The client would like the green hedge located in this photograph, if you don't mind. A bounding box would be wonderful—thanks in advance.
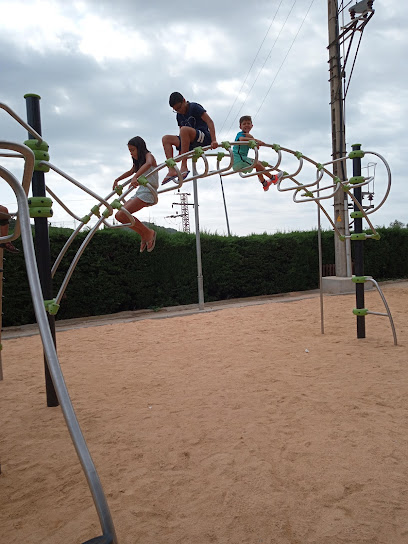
[2,226,407,327]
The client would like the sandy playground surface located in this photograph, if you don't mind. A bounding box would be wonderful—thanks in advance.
[1,281,408,544]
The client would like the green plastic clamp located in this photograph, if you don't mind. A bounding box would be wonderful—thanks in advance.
[221,141,231,150]
[350,211,364,219]
[333,177,341,184]
[165,158,177,168]
[339,235,346,242]
[0,343,2,351]
[193,147,204,161]
[342,184,351,192]
[295,151,303,159]
[111,199,122,210]
[29,207,53,218]
[316,163,324,171]
[261,161,269,167]
[81,214,91,224]
[24,139,50,171]
[352,276,367,283]
[91,205,101,218]
[353,308,368,316]
[372,233,381,241]
[272,144,281,152]
[114,185,123,195]
[137,176,148,187]
[102,208,113,218]
[44,299,60,315]
[248,140,257,149]
[302,190,314,198]
[350,233,367,241]
[28,196,52,207]
[349,176,365,185]
[349,149,365,159]
[217,152,225,161]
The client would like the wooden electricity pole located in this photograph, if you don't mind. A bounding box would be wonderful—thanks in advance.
[328,0,348,277]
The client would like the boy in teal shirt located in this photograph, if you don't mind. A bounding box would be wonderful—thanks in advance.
[233,115,281,191]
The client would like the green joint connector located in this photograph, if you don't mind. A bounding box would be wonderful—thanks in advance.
[295,151,303,159]
[34,160,50,172]
[111,199,122,210]
[352,276,367,283]
[29,207,53,218]
[272,144,281,152]
[0,343,2,351]
[28,196,53,207]
[261,161,269,167]
[349,150,365,159]
[343,184,351,192]
[303,191,314,198]
[333,177,341,184]
[350,211,364,219]
[44,299,60,315]
[81,214,91,224]
[372,233,381,241]
[248,140,257,149]
[283,171,288,176]
[114,185,123,195]
[102,208,112,218]
[316,163,324,171]
[353,308,368,316]
[350,233,367,241]
[24,139,49,152]
[339,235,346,242]
[217,152,225,161]
[349,176,365,185]
[193,147,204,160]
[137,176,148,187]
[165,158,177,168]
[91,205,101,218]
[221,141,231,150]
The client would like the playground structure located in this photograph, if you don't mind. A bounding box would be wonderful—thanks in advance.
[0,95,397,543]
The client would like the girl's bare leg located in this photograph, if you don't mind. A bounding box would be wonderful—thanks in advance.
[115,198,155,244]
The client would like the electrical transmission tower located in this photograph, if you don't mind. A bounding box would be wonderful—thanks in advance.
[166,191,192,233]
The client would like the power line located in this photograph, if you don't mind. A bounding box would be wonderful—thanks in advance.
[254,0,316,121]
[218,0,285,140]
[224,0,297,139]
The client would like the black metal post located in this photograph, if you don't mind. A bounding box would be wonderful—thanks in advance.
[24,93,59,407]
[352,143,365,339]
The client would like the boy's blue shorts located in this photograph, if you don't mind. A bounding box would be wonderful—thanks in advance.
[177,129,211,151]
[232,157,254,173]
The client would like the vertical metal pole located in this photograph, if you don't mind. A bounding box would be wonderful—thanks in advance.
[352,143,365,339]
[328,0,348,277]
[219,175,231,236]
[192,175,205,310]
[24,93,59,407]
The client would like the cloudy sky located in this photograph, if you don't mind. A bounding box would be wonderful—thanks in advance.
[0,0,406,236]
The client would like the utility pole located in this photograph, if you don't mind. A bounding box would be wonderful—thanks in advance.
[327,0,375,281]
[328,0,348,277]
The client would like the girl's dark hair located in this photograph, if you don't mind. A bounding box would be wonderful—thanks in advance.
[128,136,149,170]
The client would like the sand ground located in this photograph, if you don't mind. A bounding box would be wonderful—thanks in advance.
[1,282,407,544]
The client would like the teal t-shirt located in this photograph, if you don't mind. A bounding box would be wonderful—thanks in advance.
[233,131,249,161]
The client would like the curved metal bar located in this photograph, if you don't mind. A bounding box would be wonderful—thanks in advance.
[0,165,117,544]
[0,103,43,142]
[41,162,114,213]
[365,278,398,345]
[0,141,35,243]
[362,151,392,216]
[55,216,105,305]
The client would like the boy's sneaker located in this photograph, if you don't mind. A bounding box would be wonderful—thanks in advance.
[0,242,19,254]
[271,171,284,185]
[263,179,274,192]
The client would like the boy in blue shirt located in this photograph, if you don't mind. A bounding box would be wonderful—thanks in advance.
[162,92,218,184]
[233,115,282,191]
